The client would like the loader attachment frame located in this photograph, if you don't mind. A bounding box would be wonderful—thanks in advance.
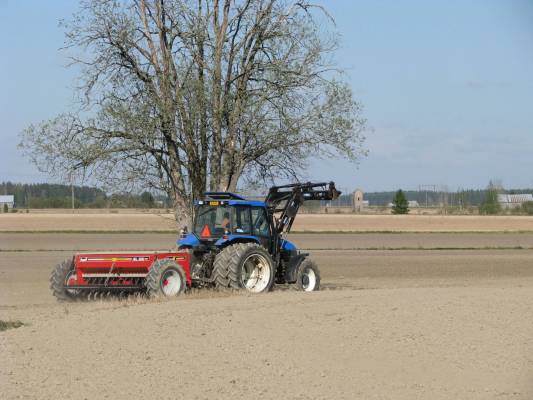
[264,181,341,262]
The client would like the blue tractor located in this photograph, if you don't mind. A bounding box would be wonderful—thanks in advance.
[177,182,341,293]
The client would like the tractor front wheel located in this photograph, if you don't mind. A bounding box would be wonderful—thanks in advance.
[145,259,187,297]
[296,259,321,292]
[213,243,275,293]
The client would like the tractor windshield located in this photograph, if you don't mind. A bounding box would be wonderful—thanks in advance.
[194,205,231,239]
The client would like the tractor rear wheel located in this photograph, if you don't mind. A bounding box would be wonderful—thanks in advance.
[145,259,187,297]
[50,258,82,302]
[296,259,321,291]
[213,243,275,293]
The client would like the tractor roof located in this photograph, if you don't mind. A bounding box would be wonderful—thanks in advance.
[204,192,245,200]
[195,199,266,207]
[196,192,266,207]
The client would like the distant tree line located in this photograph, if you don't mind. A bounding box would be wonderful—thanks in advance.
[2,182,532,210]
[0,182,166,209]
[362,188,533,207]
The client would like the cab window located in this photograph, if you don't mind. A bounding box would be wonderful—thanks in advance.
[194,205,230,237]
[251,207,270,237]
[232,206,251,234]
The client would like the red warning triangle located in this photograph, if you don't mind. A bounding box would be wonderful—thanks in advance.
[200,224,211,238]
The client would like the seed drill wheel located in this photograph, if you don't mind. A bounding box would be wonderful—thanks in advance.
[145,259,187,297]
[50,258,82,301]
[213,243,275,293]
[296,259,321,292]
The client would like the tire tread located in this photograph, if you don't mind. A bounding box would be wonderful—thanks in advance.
[145,258,187,297]
[212,243,274,292]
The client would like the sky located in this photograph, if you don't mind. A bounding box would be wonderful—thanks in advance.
[1,0,532,192]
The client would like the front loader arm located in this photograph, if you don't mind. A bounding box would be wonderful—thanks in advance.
[265,181,341,236]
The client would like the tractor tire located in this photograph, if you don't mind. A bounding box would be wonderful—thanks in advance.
[50,258,82,302]
[145,258,187,297]
[213,243,275,293]
[295,259,321,292]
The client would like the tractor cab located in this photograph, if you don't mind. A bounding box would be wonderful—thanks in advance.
[180,192,273,251]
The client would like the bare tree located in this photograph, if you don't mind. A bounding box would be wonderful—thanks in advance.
[20,0,366,224]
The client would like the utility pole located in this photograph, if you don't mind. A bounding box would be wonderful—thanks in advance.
[70,162,84,212]
[70,169,75,211]
[418,184,437,208]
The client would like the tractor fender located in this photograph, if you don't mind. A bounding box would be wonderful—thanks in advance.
[177,233,201,248]
[284,252,309,283]
[281,239,297,251]
[215,234,260,248]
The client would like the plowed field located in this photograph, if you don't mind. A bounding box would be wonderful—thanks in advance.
[2,232,533,399]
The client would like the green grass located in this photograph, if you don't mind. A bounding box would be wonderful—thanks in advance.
[0,230,178,234]
[1,230,533,234]
[0,320,24,332]
[289,230,533,234]
[0,246,531,252]
[299,246,531,251]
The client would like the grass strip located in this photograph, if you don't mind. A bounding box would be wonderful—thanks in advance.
[0,230,178,234]
[1,230,533,235]
[0,320,24,332]
[1,246,531,252]
[301,246,532,251]
[291,230,533,235]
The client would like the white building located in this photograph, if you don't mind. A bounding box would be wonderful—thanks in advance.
[387,200,419,208]
[0,195,15,210]
[497,194,533,209]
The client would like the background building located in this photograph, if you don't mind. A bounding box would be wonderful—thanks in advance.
[353,189,368,212]
[0,195,15,210]
[497,194,533,209]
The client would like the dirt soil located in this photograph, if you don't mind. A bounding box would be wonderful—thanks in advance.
[1,212,532,232]
[2,232,533,251]
[1,234,533,399]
